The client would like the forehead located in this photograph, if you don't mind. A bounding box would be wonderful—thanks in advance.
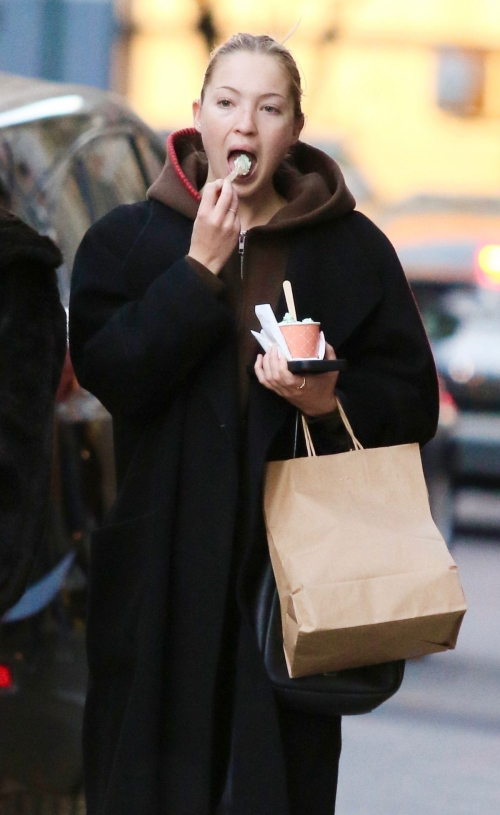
[208,51,291,99]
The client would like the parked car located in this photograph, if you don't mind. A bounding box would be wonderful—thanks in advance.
[418,282,500,483]
[382,195,500,488]
[420,378,458,542]
[0,72,166,801]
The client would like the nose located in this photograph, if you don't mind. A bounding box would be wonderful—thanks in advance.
[235,105,257,136]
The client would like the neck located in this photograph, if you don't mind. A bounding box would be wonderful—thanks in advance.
[237,183,287,231]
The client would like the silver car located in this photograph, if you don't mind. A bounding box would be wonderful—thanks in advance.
[0,73,165,806]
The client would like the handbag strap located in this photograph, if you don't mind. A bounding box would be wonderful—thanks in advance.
[299,397,364,459]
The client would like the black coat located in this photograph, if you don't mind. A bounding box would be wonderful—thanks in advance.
[0,210,67,615]
[69,198,439,815]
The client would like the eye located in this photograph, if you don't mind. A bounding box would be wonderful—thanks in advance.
[263,105,280,114]
[218,98,233,108]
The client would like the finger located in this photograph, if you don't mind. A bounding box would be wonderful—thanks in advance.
[255,355,272,388]
[231,185,239,212]
[269,345,296,388]
[227,187,240,229]
[261,349,273,381]
[199,178,223,205]
[222,207,239,229]
[268,345,283,381]
[267,348,295,397]
[325,342,337,360]
[263,346,284,382]
[255,354,266,376]
[224,195,240,225]
[278,350,298,387]
[262,350,283,394]
[223,188,239,223]
[197,180,224,217]
[213,177,234,219]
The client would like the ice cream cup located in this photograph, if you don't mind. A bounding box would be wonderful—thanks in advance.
[279,321,321,359]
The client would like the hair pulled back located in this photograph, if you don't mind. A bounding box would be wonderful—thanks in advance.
[200,33,304,121]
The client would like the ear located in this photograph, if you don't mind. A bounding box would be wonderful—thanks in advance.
[193,99,202,132]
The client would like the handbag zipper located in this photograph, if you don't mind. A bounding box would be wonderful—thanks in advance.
[239,230,247,280]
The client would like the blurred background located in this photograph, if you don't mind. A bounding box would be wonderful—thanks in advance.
[0,1,499,813]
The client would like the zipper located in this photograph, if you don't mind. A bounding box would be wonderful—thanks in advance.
[238,230,247,280]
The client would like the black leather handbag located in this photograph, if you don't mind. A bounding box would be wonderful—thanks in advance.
[254,555,405,716]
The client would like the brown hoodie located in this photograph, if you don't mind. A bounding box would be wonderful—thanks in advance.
[147,128,356,405]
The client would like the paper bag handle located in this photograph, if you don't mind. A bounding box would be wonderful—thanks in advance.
[301,414,317,457]
[336,398,363,451]
[300,397,363,459]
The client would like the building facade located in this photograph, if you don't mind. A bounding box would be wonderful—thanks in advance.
[1,0,500,201]
[0,0,115,89]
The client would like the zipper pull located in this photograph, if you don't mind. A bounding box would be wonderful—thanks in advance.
[239,230,247,280]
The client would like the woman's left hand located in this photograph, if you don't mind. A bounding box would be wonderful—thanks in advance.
[254,343,339,417]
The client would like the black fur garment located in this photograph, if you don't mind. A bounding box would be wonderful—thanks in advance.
[0,209,67,614]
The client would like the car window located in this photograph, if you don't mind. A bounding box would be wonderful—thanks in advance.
[44,133,159,297]
[411,282,500,341]
[77,134,149,221]
[133,132,165,185]
[46,167,92,306]
[0,116,94,227]
[411,283,468,340]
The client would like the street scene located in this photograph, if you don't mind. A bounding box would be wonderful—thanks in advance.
[1,1,500,813]
[338,525,500,815]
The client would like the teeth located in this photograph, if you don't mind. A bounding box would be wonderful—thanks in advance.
[233,153,252,176]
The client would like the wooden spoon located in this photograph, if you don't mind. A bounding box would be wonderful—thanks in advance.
[283,280,297,321]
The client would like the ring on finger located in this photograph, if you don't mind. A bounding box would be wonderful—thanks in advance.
[229,208,237,214]
[297,377,306,390]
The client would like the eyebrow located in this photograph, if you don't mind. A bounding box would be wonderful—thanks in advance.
[214,86,286,100]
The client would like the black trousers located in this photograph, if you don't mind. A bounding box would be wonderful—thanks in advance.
[277,704,342,815]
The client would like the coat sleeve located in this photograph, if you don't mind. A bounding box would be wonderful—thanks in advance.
[69,205,234,419]
[334,215,439,449]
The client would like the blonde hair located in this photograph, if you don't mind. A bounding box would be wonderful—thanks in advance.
[200,33,304,121]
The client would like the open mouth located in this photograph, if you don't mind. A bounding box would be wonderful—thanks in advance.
[227,150,257,180]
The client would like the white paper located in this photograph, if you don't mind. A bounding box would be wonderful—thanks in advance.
[318,330,326,360]
[254,304,292,360]
[252,305,326,360]
[251,330,274,355]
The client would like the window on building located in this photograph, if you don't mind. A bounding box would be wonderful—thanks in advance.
[437,48,485,116]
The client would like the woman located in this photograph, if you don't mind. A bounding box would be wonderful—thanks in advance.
[69,34,439,815]
[0,205,67,615]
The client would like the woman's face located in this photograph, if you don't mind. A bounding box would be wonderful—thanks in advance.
[193,51,303,198]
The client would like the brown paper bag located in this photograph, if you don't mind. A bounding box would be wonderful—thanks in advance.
[263,402,467,679]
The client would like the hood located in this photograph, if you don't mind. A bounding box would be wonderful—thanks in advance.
[0,208,62,271]
[147,128,356,231]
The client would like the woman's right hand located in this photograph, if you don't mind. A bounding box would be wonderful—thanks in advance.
[188,177,240,275]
